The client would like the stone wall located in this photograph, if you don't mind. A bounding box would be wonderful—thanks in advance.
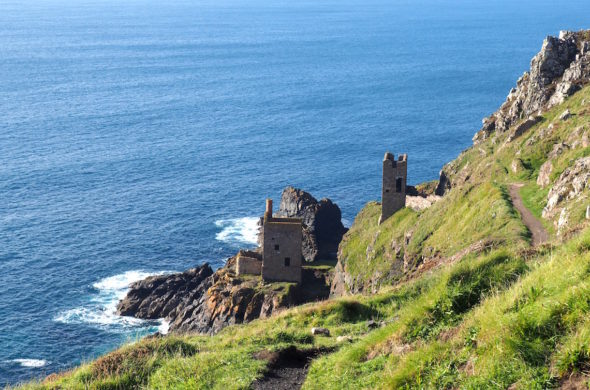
[236,255,262,276]
[380,152,407,224]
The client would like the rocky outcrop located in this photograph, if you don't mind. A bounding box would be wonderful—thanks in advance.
[117,257,332,334]
[117,265,213,320]
[473,30,590,144]
[543,156,590,219]
[272,187,348,262]
[406,195,441,211]
[537,161,553,187]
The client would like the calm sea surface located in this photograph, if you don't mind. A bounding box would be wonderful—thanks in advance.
[1,0,588,384]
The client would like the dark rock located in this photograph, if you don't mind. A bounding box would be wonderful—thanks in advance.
[117,256,333,335]
[435,168,452,196]
[311,327,330,336]
[116,264,213,319]
[274,187,348,262]
[367,320,378,329]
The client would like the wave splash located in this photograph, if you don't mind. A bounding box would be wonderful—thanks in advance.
[55,270,170,334]
[215,217,259,245]
[5,359,48,368]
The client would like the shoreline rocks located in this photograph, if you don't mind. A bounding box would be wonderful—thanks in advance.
[117,186,345,334]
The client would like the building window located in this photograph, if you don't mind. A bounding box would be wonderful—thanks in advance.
[284,257,290,266]
[385,189,390,193]
[396,177,403,193]
[274,244,280,251]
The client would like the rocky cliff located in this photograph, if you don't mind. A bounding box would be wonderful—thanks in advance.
[439,30,590,195]
[473,30,590,144]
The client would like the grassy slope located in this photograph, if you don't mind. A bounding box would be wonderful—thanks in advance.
[18,87,590,389]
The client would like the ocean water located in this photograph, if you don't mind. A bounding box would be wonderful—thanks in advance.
[1,0,589,384]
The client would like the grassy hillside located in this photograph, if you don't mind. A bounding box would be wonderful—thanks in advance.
[17,86,590,389]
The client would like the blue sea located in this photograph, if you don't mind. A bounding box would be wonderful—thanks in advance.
[1,0,588,385]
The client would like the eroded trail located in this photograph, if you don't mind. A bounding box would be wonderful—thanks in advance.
[252,347,325,390]
[509,184,549,246]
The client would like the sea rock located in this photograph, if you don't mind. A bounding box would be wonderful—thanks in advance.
[117,258,332,335]
[117,264,213,319]
[272,186,348,262]
[543,156,590,218]
[473,30,589,144]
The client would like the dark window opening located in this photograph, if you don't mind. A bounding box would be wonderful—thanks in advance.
[274,244,280,251]
[396,178,403,193]
[284,257,290,266]
[385,189,390,193]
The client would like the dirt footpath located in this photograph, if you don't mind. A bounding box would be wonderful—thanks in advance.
[509,184,549,246]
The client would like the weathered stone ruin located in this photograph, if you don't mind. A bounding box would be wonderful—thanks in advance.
[235,249,262,276]
[261,199,303,283]
[235,199,303,283]
[379,152,407,224]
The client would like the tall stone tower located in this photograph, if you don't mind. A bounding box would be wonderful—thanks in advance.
[379,152,407,224]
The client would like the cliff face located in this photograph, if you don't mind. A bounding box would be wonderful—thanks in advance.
[472,30,590,145]
[437,30,590,196]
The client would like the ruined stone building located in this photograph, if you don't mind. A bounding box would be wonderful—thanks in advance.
[235,199,303,283]
[379,152,407,224]
[261,199,302,283]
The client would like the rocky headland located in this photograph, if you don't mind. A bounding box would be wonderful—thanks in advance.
[117,187,345,334]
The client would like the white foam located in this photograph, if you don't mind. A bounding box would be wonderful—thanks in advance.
[8,359,47,368]
[93,270,157,291]
[55,270,170,334]
[158,319,170,335]
[215,217,259,245]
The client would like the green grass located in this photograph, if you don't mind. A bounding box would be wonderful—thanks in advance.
[17,68,590,390]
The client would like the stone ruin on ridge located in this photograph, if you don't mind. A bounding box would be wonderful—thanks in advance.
[379,152,407,224]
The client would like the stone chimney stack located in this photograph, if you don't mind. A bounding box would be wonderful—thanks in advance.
[265,199,273,220]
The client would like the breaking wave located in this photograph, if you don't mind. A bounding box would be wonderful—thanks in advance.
[5,359,48,368]
[55,270,170,334]
[215,217,259,245]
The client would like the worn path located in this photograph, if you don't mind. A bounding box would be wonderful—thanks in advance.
[252,347,325,390]
[509,184,549,246]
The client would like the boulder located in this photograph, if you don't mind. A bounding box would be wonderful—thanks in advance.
[273,187,348,262]
[311,327,330,336]
[559,109,572,121]
[506,116,542,143]
[537,161,553,187]
[543,156,590,218]
[511,158,524,173]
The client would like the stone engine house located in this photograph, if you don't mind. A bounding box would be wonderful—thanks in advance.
[235,199,303,283]
[261,199,302,283]
[379,152,407,224]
